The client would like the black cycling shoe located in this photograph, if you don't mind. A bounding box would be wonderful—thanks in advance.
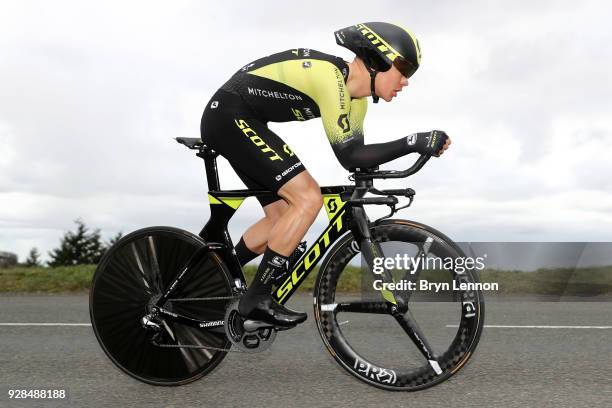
[242,297,307,328]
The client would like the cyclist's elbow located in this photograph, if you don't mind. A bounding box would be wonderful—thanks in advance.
[335,149,359,171]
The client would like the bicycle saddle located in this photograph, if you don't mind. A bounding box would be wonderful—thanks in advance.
[175,137,204,150]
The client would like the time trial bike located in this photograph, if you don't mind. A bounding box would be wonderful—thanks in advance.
[89,137,485,391]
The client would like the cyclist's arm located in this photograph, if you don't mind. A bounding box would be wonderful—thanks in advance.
[320,96,413,170]
[317,68,449,170]
[330,97,414,170]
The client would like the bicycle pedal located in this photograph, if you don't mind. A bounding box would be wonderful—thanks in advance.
[243,319,275,332]
[274,325,297,332]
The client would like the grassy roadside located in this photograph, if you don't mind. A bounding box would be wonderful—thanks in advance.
[481,266,612,296]
[0,264,356,294]
[1,264,611,295]
[0,265,96,293]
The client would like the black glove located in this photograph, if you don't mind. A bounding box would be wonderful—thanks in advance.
[406,130,450,157]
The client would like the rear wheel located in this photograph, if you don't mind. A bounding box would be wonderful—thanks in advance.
[314,220,485,391]
[90,226,233,385]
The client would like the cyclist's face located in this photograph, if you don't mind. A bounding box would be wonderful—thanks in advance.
[376,65,409,102]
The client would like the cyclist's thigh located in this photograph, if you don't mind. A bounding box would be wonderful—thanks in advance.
[202,98,305,195]
[202,91,283,207]
[231,166,284,208]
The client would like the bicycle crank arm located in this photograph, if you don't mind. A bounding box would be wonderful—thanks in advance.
[242,319,274,332]
[322,301,394,315]
[242,320,296,332]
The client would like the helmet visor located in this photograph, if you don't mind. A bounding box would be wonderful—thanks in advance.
[393,56,418,78]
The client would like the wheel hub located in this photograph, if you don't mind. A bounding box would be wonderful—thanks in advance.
[147,293,173,314]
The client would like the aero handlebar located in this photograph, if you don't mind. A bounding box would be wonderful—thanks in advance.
[353,154,432,180]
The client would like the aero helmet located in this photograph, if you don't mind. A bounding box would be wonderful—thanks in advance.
[335,22,422,78]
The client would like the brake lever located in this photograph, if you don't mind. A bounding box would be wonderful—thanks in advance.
[378,192,415,221]
[395,194,415,211]
[379,202,396,221]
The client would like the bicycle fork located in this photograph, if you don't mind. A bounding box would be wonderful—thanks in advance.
[350,206,407,312]
[349,206,442,374]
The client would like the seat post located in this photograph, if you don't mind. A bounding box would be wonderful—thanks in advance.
[196,146,220,191]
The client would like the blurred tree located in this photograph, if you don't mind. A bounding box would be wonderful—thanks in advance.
[25,247,42,267]
[107,231,123,247]
[48,219,105,266]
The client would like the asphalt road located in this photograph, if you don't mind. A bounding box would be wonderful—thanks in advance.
[0,294,611,408]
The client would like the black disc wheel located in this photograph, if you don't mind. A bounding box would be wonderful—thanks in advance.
[90,226,233,385]
[314,220,485,391]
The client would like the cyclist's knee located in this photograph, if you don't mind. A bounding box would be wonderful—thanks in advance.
[299,189,323,220]
[279,172,322,220]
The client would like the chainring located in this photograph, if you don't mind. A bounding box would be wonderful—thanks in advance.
[224,299,277,353]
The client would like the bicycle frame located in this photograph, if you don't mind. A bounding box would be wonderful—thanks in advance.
[203,184,354,304]
[152,144,408,328]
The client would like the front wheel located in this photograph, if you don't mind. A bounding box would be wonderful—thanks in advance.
[89,226,233,386]
[314,220,485,391]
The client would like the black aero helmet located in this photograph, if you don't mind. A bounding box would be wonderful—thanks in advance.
[334,22,422,79]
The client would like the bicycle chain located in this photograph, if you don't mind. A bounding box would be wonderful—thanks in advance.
[153,342,239,352]
[156,295,248,352]
[167,295,240,302]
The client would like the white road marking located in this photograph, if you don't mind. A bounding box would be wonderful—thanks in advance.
[446,325,612,329]
[2,323,610,329]
[0,323,91,326]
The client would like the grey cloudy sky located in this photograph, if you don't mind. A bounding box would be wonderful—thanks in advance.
[1,0,611,263]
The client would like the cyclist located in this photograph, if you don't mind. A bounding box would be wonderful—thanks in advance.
[200,22,451,328]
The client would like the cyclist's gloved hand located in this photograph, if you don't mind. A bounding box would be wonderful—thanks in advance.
[406,130,451,157]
